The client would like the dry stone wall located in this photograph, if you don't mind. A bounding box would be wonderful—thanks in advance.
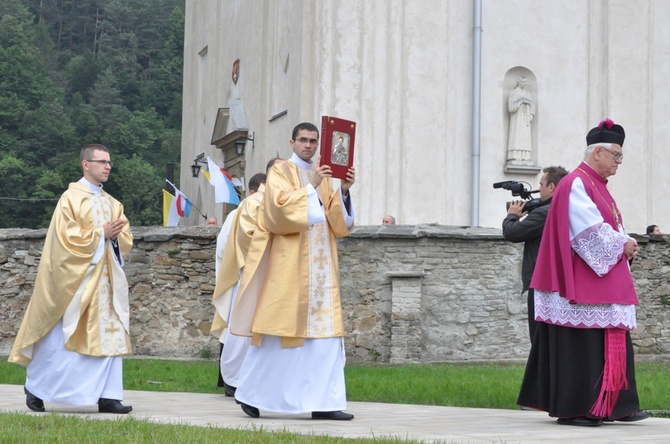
[2,225,670,363]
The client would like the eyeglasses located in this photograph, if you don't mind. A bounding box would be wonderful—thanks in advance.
[600,146,623,161]
[295,137,318,145]
[87,159,114,168]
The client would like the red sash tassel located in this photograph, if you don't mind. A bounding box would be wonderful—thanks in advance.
[590,328,628,418]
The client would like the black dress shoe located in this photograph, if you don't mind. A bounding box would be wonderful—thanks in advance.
[223,382,237,398]
[98,398,133,414]
[24,387,45,412]
[557,417,603,427]
[240,402,259,418]
[614,411,651,422]
[312,410,354,420]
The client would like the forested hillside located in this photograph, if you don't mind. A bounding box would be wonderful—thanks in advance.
[0,0,185,228]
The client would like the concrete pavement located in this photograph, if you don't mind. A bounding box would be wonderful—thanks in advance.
[1,384,669,443]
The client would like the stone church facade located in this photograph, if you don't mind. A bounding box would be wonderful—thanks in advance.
[180,1,669,231]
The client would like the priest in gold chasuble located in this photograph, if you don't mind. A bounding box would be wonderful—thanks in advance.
[9,144,134,414]
[232,122,356,420]
[211,170,276,395]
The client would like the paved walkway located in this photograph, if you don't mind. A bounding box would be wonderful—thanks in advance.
[1,384,669,443]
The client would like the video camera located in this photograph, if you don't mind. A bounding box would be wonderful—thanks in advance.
[493,181,543,213]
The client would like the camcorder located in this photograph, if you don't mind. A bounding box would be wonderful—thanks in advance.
[493,181,543,213]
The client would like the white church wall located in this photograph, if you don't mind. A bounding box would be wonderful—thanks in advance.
[181,0,669,233]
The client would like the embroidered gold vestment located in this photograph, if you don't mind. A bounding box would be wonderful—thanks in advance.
[210,184,266,339]
[9,182,133,365]
[231,161,351,347]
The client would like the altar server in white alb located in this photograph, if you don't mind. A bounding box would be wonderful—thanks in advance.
[232,122,356,420]
[9,143,134,414]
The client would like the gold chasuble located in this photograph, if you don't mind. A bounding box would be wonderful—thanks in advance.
[210,184,266,339]
[9,182,133,366]
[232,160,351,347]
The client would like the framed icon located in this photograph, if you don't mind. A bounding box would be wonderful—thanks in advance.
[320,116,356,180]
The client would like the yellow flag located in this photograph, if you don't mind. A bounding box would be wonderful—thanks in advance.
[162,189,179,226]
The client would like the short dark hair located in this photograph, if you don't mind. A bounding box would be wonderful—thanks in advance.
[265,157,282,173]
[291,122,319,140]
[647,225,658,235]
[543,165,568,187]
[248,173,267,192]
[80,143,109,161]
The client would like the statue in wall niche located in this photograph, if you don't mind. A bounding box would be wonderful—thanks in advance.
[506,76,535,164]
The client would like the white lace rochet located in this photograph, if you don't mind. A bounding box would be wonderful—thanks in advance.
[535,290,636,330]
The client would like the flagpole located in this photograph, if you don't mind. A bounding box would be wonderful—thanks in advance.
[190,203,207,221]
[164,179,207,221]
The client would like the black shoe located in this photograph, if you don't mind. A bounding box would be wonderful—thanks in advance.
[312,410,354,420]
[224,382,237,398]
[240,402,259,418]
[98,398,133,414]
[557,417,603,427]
[24,387,45,412]
[614,411,651,422]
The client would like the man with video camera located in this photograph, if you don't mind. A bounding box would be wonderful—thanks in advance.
[501,166,567,343]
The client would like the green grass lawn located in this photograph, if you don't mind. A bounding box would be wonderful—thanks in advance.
[1,358,669,443]
[0,412,421,444]
[3,358,670,409]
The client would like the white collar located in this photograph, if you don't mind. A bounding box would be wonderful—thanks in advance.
[290,152,313,170]
[79,177,103,195]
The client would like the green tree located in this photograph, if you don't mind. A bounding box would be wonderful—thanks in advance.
[66,92,98,141]
[108,155,163,226]
[102,108,179,165]
[0,0,78,227]
[141,4,184,127]
[32,167,73,228]
[21,100,77,165]
[0,154,42,228]
[0,2,34,46]
[64,50,101,101]
[88,66,129,138]
[0,0,185,228]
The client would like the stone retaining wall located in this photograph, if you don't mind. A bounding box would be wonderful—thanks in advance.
[2,225,669,363]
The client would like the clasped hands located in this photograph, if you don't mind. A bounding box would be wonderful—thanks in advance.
[103,219,126,240]
[624,238,639,261]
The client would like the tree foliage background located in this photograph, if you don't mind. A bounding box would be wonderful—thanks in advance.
[0,0,184,228]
